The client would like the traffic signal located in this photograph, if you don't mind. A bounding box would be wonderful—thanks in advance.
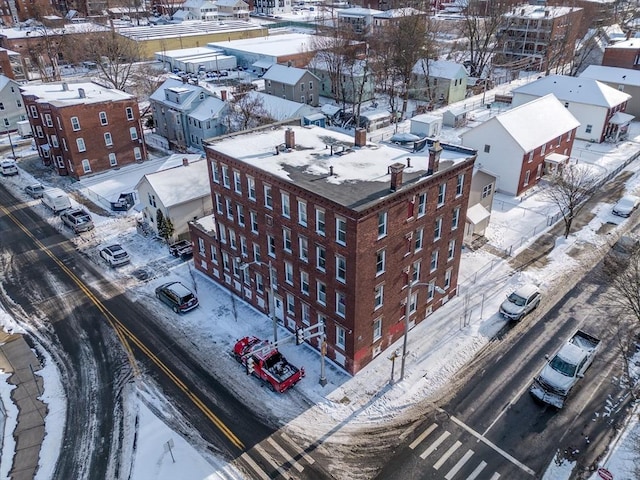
[296,327,305,345]
[245,356,254,375]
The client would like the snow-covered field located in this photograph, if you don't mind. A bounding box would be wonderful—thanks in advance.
[1,119,640,479]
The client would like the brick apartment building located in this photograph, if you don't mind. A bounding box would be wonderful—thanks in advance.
[495,5,583,72]
[21,81,146,179]
[189,125,477,374]
[603,38,640,71]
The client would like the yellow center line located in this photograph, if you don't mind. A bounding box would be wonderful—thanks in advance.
[1,204,245,450]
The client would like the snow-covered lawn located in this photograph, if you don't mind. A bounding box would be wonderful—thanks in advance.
[1,120,640,479]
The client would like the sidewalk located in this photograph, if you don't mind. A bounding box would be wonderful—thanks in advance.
[0,332,46,480]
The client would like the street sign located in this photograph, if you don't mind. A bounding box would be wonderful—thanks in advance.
[597,467,613,480]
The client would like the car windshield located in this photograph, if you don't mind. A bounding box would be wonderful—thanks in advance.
[507,293,527,306]
[549,355,577,377]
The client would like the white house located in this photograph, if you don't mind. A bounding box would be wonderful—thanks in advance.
[579,65,640,119]
[136,156,213,240]
[0,75,27,133]
[216,0,249,20]
[178,0,218,21]
[511,75,632,143]
[461,94,580,196]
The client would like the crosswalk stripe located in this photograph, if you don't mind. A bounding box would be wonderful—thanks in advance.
[420,431,450,459]
[434,440,461,470]
[399,420,422,441]
[280,432,316,465]
[240,452,271,480]
[445,449,474,480]
[409,423,438,450]
[489,473,501,480]
[267,437,304,473]
[254,443,288,477]
[466,461,487,480]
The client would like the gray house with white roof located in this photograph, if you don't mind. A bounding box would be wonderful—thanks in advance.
[262,64,320,106]
[150,78,227,151]
[0,75,27,133]
[242,91,316,122]
[511,75,632,143]
[135,156,213,240]
[579,65,640,119]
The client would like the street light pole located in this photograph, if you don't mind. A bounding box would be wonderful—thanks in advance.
[400,281,413,382]
[240,259,279,343]
[399,281,446,382]
[267,259,278,343]
[5,120,16,159]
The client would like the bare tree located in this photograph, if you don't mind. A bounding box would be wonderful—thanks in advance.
[74,26,141,90]
[460,0,513,77]
[225,90,274,132]
[569,27,606,76]
[25,23,69,82]
[543,163,599,238]
[128,64,165,115]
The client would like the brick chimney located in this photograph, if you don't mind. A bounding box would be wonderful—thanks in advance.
[221,90,227,101]
[62,82,69,91]
[428,141,443,175]
[285,128,295,149]
[389,162,405,192]
[78,88,86,99]
[354,128,367,147]
[182,157,189,166]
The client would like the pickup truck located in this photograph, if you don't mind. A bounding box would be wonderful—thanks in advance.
[530,330,600,408]
[169,239,193,259]
[233,336,304,393]
[60,208,94,233]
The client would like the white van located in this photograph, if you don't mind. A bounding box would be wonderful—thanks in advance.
[42,188,72,213]
[0,159,18,176]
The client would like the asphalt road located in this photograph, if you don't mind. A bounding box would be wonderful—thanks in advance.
[0,183,329,479]
[374,267,634,480]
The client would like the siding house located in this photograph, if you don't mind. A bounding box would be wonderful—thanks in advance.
[190,125,477,374]
[262,64,320,106]
[0,75,27,133]
[136,156,213,240]
[461,94,579,196]
[411,59,468,105]
[150,78,227,151]
[309,55,375,104]
[464,169,497,243]
[511,75,632,143]
[579,65,640,119]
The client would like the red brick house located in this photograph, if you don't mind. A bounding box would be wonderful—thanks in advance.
[603,38,640,71]
[21,81,146,179]
[190,125,477,374]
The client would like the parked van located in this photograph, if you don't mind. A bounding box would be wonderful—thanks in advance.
[0,159,18,176]
[42,188,72,213]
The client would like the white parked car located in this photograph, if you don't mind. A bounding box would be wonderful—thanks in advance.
[499,284,541,321]
[612,194,640,217]
[99,244,130,267]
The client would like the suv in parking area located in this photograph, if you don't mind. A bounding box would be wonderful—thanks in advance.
[155,281,199,313]
[99,244,130,267]
[499,284,541,321]
[60,208,94,233]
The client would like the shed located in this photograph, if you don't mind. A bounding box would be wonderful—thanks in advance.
[303,113,326,127]
[443,106,468,127]
[410,114,442,138]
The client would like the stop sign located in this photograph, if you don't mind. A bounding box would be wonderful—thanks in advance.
[598,467,613,480]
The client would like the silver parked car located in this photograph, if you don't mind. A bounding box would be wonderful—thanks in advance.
[499,284,541,321]
[612,195,640,217]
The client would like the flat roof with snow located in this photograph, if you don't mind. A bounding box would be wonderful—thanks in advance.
[206,125,475,211]
[208,33,320,57]
[21,82,134,105]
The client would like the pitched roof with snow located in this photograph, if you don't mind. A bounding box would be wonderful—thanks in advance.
[412,59,467,79]
[188,96,226,121]
[149,78,209,110]
[245,91,311,121]
[140,159,211,207]
[579,65,640,86]
[512,75,631,108]
[262,64,312,85]
[464,94,580,152]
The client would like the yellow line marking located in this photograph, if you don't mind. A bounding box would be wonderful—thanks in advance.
[1,204,244,450]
